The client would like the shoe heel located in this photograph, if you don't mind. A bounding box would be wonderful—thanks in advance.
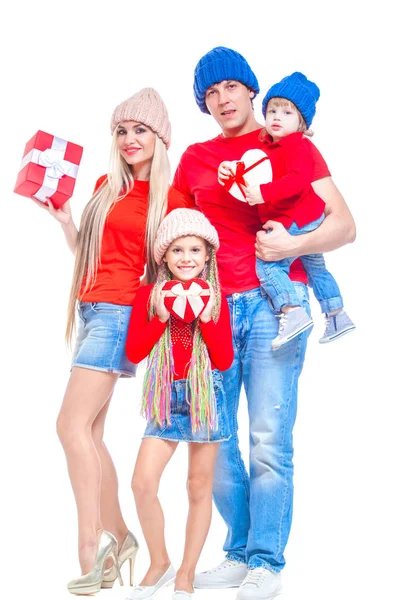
[112,550,124,586]
[129,548,138,586]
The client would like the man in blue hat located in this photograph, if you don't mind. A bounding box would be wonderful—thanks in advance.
[172,46,355,600]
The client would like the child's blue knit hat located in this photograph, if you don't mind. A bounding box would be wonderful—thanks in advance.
[193,46,260,114]
[262,72,320,128]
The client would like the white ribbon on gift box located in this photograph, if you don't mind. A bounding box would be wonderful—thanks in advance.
[169,281,208,319]
[19,136,79,202]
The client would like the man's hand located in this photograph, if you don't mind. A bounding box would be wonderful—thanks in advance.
[255,220,298,261]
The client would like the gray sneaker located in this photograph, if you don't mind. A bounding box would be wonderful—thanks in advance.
[271,307,313,350]
[319,310,355,343]
[194,558,247,589]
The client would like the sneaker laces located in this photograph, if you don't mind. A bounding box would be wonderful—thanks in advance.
[206,558,242,573]
[243,567,270,587]
[277,313,288,335]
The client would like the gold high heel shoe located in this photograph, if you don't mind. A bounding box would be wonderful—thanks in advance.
[102,530,139,588]
[67,530,123,595]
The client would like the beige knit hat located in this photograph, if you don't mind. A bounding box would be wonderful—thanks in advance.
[110,87,171,148]
[154,209,219,265]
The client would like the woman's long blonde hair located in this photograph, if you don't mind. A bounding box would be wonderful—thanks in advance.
[66,131,170,345]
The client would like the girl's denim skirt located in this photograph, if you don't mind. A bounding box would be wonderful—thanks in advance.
[143,370,231,443]
[71,302,137,377]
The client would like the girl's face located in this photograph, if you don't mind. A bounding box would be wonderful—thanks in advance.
[163,236,210,282]
[116,120,156,179]
[265,99,301,141]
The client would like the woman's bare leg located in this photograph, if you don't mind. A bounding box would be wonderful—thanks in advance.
[92,396,128,552]
[132,438,178,585]
[175,442,220,593]
[56,367,119,574]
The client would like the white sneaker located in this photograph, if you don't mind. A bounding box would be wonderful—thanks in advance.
[194,558,247,589]
[125,564,176,599]
[172,592,194,599]
[236,568,281,599]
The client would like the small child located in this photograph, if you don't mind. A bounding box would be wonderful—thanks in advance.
[218,71,355,350]
[125,208,233,599]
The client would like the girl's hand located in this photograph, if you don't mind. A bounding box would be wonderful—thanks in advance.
[199,283,215,323]
[245,185,264,206]
[155,285,170,323]
[218,161,236,185]
[32,198,73,225]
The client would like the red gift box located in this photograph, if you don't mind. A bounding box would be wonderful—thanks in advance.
[162,279,210,322]
[14,130,83,209]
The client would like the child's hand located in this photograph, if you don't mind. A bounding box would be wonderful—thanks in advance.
[155,285,170,323]
[199,283,215,323]
[218,161,236,185]
[245,185,264,206]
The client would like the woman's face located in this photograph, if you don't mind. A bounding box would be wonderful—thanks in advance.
[163,236,210,282]
[116,120,156,179]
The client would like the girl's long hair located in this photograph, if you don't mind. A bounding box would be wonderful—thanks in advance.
[66,132,170,345]
[141,245,221,435]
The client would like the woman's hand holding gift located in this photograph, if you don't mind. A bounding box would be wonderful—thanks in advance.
[32,197,73,225]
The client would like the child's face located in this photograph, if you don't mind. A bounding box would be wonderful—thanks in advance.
[265,99,301,141]
[163,236,210,282]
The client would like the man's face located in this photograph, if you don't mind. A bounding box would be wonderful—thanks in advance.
[205,80,255,136]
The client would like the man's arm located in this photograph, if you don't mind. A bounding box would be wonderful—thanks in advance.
[255,176,356,261]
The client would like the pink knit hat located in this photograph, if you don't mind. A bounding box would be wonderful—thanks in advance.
[110,87,171,148]
[154,209,219,265]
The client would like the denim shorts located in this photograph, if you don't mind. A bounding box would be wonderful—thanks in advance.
[143,370,231,443]
[71,302,137,377]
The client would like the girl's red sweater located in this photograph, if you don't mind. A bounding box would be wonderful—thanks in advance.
[126,284,234,379]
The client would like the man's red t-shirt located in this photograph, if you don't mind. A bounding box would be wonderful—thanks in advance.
[173,128,330,295]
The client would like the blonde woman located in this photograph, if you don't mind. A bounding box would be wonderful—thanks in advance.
[35,88,189,595]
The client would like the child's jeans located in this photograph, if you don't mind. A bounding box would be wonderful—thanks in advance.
[256,214,344,313]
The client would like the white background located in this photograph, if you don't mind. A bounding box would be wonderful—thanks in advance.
[1,1,398,599]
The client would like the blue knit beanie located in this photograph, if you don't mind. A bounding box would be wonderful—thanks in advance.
[193,46,260,114]
[261,72,320,128]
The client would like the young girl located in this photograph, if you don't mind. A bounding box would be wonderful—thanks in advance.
[125,208,234,599]
[34,88,189,594]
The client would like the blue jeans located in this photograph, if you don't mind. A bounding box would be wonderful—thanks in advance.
[256,215,343,313]
[212,284,311,572]
[143,370,231,443]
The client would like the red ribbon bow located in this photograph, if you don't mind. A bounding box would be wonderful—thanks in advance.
[224,156,269,200]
